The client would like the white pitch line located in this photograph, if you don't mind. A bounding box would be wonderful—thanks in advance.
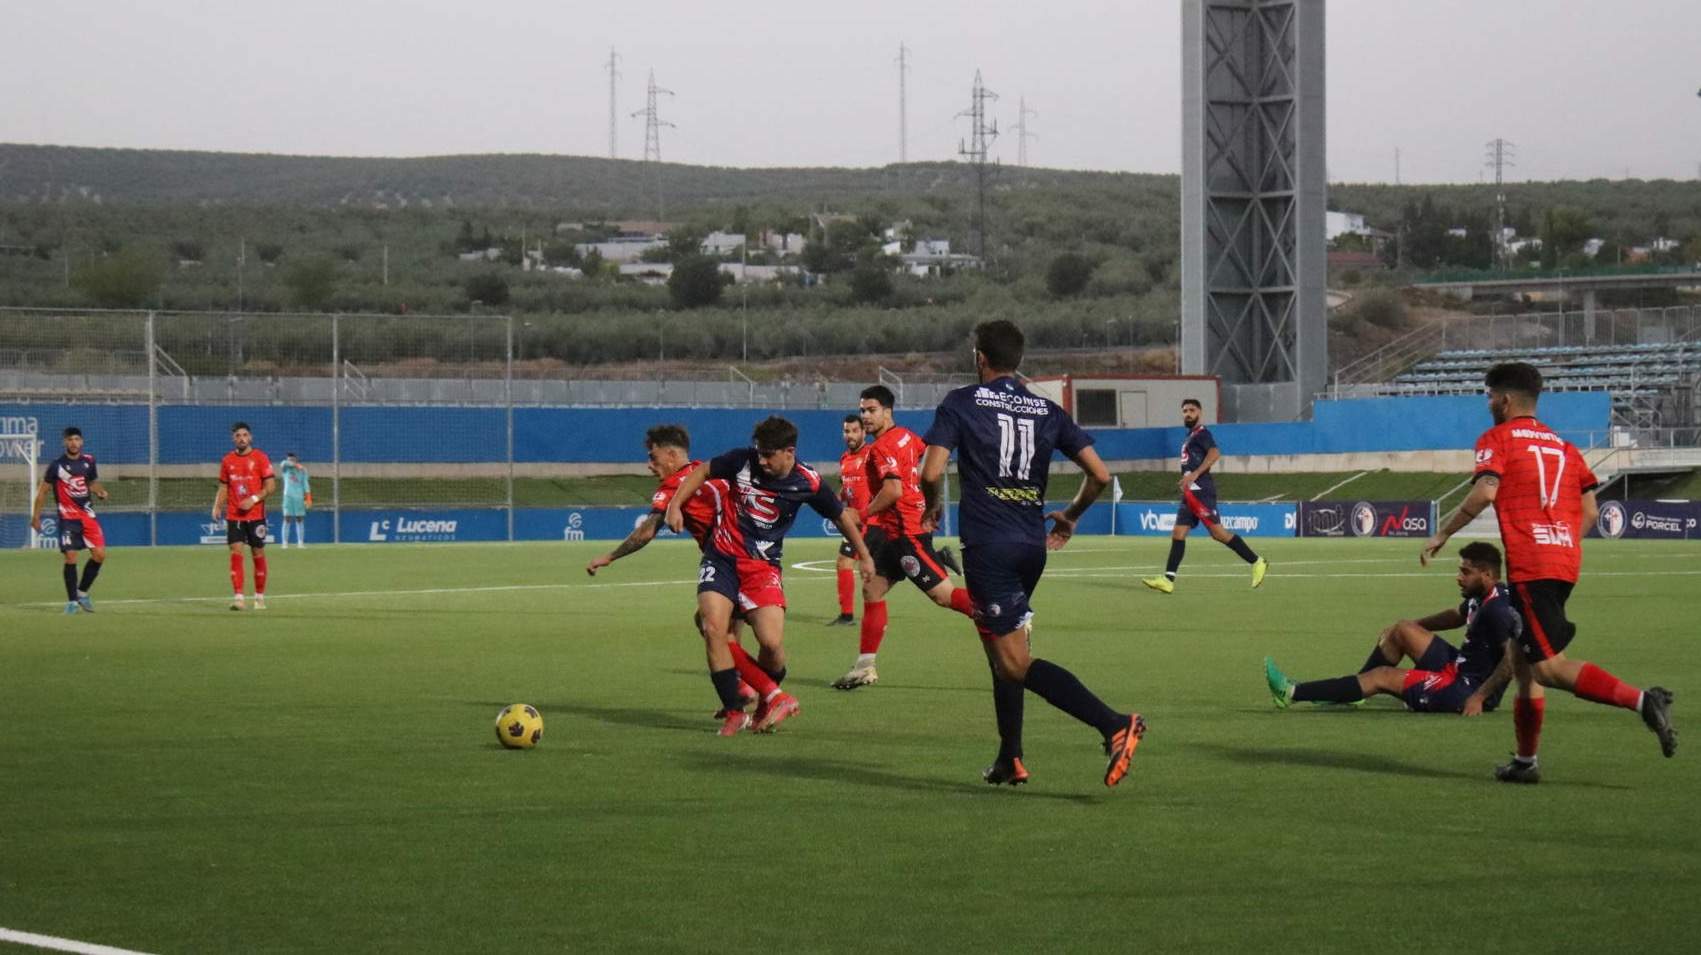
[1047,569,1701,580]
[13,577,692,609]
[0,927,157,955]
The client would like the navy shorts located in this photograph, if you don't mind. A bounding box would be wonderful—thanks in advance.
[1412,634,1457,672]
[56,516,106,553]
[1399,663,1477,712]
[1176,488,1219,529]
[697,548,785,613]
[963,543,1045,640]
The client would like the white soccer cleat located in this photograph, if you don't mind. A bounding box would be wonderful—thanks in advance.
[831,663,879,690]
[230,594,246,612]
[254,595,267,611]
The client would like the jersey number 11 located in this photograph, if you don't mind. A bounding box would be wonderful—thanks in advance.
[997,413,1037,481]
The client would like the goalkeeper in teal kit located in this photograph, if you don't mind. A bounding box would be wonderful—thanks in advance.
[278,452,311,549]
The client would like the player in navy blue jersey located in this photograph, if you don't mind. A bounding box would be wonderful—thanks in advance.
[920,320,1146,788]
[1140,398,1268,593]
[667,416,875,734]
[1264,542,1520,714]
[29,426,110,614]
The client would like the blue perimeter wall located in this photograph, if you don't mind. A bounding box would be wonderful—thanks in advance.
[1,393,1612,466]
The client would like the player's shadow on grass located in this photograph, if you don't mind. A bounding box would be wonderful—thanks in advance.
[684,751,1100,804]
[470,700,704,734]
[1197,743,1633,790]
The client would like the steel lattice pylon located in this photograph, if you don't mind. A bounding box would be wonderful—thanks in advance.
[1181,0,1327,421]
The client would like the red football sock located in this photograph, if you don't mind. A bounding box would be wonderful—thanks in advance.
[860,601,889,655]
[253,554,268,595]
[727,642,778,699]
[948,588,975,618]
[229,552,245,594]
[1514,696,1545,760]
[1573,662,1642,711]
[836,568,856,616]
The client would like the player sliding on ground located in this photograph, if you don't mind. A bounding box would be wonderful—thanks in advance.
[831,385,968,690]
[920,319,1145,788]
[1141,398,1268,593]
[1264,542,1517,714]
[666,416,875,735]
[212,422,275,611]
[30,426,109,614]
[1421,361,1676,782]
[586,424,807,734]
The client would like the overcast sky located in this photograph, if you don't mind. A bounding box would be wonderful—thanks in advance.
[4,1,1699,183]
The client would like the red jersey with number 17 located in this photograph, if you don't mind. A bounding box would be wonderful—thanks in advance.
[650,460,727,550]
[220,449,276,521]
[1472,416,1598,584]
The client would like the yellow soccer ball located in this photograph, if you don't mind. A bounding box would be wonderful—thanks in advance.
[494,704,544,749]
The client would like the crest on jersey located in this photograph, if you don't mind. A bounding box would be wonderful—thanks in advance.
[900,555,922,578]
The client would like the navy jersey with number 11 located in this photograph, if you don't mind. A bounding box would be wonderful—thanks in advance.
[923,376,1094,547]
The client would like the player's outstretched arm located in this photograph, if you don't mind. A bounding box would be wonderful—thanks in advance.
[664,463,711,533]
[1462,641,1517,717]
[28,481,50,532]
[586,513,662,575]
[1422,475,1498,566]
[1047,447,1111,550]
[919,445,951,529]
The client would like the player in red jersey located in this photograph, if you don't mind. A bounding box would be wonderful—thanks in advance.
[1422,362,1676,782]
[212,422,276,611]
[583,424,791,733]
[29,426,110,614]
[831,413,871,626]
[831,385,971,690]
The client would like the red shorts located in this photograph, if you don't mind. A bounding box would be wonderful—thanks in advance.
[699,550,786,613]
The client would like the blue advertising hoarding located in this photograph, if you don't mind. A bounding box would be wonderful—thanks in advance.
[1112,501,1296,537]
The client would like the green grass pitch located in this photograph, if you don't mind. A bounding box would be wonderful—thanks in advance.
[2,537,1697,952]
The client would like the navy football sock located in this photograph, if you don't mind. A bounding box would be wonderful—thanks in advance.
[1360,645,1395,673]
[709,667,746,710]
[1023,658,1123,737]
[993,676,1025,760]
[761,664,787,687]
[1292,675,1365,704]
[62,563,79,601]
[1224,534,1260,564]
[1164,539,1185,578]
[78,559,103,593]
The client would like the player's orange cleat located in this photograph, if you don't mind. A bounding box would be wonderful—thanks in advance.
[1102,714,1147,788]
[718,709,753,736]
[982,756,1030,786]
[752,692,801,733]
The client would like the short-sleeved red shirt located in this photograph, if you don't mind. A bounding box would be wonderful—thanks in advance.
[1472,416,1598,583]
[220,449,275,522]
[650,460,726,550]
[863,425,927,536]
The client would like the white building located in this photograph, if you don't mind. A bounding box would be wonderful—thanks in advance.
[576,237,666,263]
[700,231,747,256]
[1325,210,1369,243]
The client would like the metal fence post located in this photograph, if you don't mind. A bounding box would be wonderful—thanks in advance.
[145,310,158,546]
[331,313,341,544]
[505,315,515,542]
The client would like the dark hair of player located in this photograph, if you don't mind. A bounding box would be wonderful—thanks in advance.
[644,424,691,452]
[1181,398,1202,410]
[231,421,251,433]
[843,413,862,425]
[752,416,798,452]
[860,385,896,409]
[62,426,82,438]
[286,451,298,459]
[1458,541,1503,577]
[1484,362,1543,399]
[974,319,1025,372]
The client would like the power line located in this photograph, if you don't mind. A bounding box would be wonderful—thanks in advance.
[605,48,621,160]
[957,69,998,258]
[1013,96,1038,168]
[1485,137,1517,270]
[896,43,910,165]
[631,69,676,220]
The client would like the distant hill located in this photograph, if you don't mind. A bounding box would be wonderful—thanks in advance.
[0,142,1164,210]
